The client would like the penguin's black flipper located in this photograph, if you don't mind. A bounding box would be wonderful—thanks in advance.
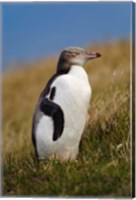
[40,98,64,141]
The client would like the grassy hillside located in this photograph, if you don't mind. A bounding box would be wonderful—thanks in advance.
[2,40,131,197]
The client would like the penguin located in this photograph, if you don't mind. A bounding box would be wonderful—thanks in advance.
[32,47,101,160]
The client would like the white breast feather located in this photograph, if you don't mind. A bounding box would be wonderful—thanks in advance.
[36,66,91,160]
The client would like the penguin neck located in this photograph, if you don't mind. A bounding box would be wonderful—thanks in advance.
[69,65,87,79]
[57,60,71,75]
[56,62,87,80]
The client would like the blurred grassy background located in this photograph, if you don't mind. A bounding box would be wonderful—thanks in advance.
[3,40,131,196]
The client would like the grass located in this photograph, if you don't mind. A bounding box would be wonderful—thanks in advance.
[2,39,131,197]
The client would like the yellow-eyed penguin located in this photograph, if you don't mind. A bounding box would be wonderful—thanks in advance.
[32,47,101,160]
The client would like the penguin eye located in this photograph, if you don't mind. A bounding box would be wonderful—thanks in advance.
[66,53,71,58]
[65,53,73,59]
[71,52,79,57]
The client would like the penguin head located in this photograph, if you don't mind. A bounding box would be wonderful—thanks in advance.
[57,47,101,73]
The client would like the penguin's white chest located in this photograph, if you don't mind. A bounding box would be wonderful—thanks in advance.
[36,66,91,160]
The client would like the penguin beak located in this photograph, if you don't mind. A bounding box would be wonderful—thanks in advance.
[85,52,101,60]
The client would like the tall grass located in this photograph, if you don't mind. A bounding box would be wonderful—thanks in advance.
[2,40,131,196]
